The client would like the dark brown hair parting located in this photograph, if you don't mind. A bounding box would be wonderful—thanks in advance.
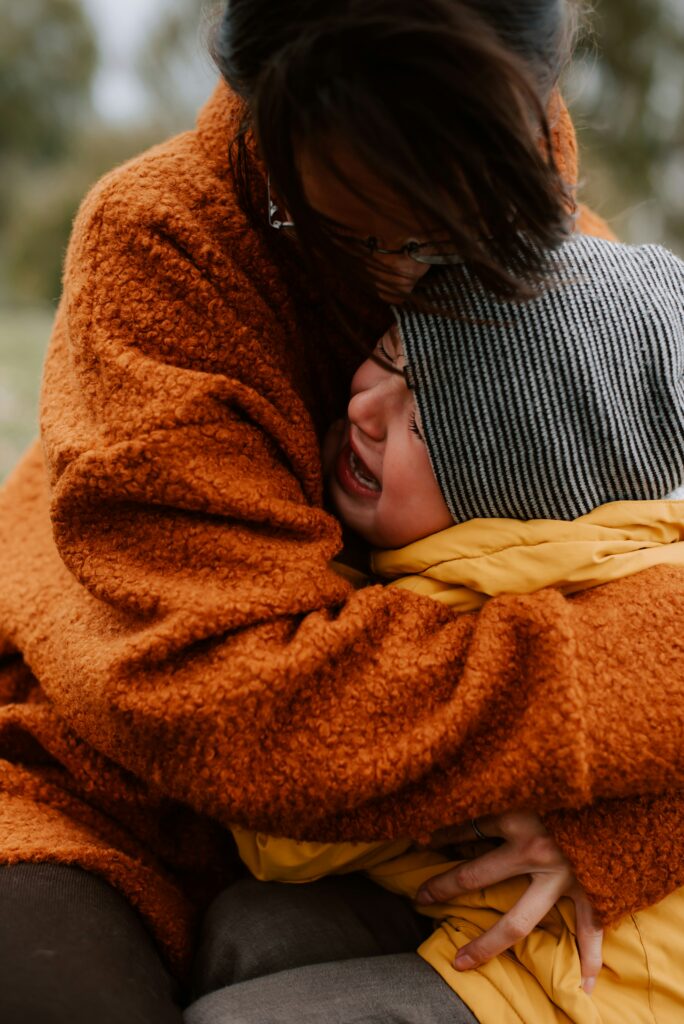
[212,0,580,307]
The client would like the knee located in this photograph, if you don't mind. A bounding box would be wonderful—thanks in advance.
[192,879,286,994]
[191,876,382,996]
[0,864,181,1024]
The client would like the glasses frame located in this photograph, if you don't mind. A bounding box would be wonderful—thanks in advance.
[268,176,296,231]
[267,176,463,266]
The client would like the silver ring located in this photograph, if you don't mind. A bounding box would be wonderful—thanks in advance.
[470,818,488,841]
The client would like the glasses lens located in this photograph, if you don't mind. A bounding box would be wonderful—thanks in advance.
[409,244,463,266]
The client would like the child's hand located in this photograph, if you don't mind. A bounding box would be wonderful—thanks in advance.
[415,810,603,995]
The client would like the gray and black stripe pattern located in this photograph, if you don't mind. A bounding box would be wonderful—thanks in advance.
[395,233,684,523]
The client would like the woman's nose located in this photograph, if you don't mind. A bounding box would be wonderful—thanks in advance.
[372,252,430,296]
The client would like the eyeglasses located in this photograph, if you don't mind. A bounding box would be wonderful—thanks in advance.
[267,176,463,266]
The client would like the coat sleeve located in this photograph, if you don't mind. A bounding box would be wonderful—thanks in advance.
[544,793,684,924]
[2,158,684,925]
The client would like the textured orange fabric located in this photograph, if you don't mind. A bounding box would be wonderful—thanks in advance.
[548,94,618,241]
[1,83,683,976]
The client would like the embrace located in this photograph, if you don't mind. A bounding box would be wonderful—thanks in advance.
[1,1,683,1022]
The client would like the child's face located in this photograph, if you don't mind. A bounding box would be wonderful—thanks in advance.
[323,325,453,548]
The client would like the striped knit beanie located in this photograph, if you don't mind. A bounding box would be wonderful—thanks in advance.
[394,234,684,523]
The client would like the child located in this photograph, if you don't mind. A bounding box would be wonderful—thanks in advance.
[232,234,684,1024]
[325,232,684,588]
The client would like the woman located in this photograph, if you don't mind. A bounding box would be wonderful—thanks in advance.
[0,1,682,1022]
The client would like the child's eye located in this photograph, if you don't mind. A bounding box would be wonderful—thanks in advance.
[377,325,405,366]
[409,409,424,441]
[377,338,396,363]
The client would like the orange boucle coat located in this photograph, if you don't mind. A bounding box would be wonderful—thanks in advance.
[1,83,683,976]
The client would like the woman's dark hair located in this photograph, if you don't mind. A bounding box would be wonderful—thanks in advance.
[213,0,579,303]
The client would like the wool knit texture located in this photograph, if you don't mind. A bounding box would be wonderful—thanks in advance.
[396,234,684,523]
[1,83,684,977]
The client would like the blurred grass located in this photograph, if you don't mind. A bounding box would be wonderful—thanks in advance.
[0,307,53,480]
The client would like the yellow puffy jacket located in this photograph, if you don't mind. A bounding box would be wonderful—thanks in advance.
[233,500,684,1024]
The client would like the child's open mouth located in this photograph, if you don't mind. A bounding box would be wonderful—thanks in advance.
[335,443,381,498]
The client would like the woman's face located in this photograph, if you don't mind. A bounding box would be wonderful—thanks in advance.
[323,325,453,549]
[299,142,453,545]
[298,144,433,300]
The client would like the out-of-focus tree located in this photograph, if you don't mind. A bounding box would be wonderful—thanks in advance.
[1,0,218,305]
[565,0,684,254]
[0,1,166,304]
[0,0,97,164]
[0,0,98,301]
[137,0,219,134]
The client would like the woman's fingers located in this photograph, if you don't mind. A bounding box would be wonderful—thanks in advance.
[416,843,529,904]
[417,825,569,906]
[430,815,504,847]
[416,810,604,991]
[452,872,565,971]
[431,810,549,849]
[572,887,603,994]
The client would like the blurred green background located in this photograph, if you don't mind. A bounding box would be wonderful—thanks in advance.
[1,0,683,479]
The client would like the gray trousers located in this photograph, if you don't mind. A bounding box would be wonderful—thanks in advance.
[0,864,479,1024]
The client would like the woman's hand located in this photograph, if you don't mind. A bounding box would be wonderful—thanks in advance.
[416,810,603,994]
